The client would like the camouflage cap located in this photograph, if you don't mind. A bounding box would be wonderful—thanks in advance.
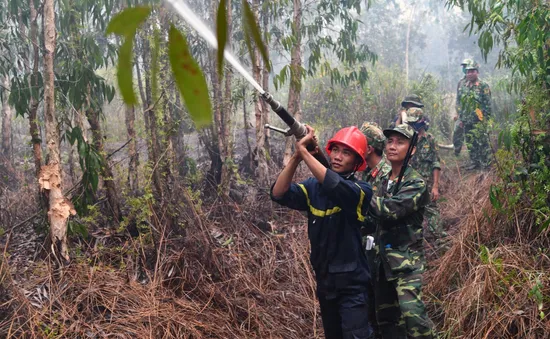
[403,107,423,123]
[360,122,386,151]
[461,58,473,66]
[465,60,480,70]
[384,123,415,139]
[401,94,424,108]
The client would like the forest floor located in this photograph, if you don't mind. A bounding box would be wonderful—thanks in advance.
[1,147,549,338]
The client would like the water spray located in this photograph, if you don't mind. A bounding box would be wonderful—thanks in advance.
[163,0,329,167]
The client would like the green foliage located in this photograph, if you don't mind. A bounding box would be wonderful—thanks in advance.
[64,127,103,215]
[270,0,376,90]
[450,0,550,233]
[447,0,550,89]
[242,0,271,72]
[106,6,152,105]
[216,0,228,76]
[168,25,212,129]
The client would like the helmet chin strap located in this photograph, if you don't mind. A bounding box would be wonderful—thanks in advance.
[342,159,362,179]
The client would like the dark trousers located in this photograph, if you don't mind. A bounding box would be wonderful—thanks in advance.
[318,291,374,339]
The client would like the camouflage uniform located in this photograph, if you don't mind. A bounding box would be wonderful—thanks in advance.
[410,133,445,239]
[365,125,434,339]
[453,61,492,167]
[360,122,392,193]
[360,122,392,338]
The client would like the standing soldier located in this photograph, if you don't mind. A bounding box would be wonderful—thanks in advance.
[453,60,492,168]
[453,58,473,156]
[406,108,447,242]
[365,124,434,339]
[360,122,392,338]
[271,126,374,338]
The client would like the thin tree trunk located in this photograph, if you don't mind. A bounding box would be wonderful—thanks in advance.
[243,87,253,173]
[283,0,302,166]
[42,0,75,262]
[405,3,416,88]
[141,33,163,198]
[1,76,12,161]
[125,105,138,192]
[252,10,268,185]
[261,4,271,154]
[219,0,233,192]
[28,0,42,179]
[86,104,122,222]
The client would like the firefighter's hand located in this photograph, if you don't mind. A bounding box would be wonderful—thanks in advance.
[431,186,440,202]
[296,125,318,154]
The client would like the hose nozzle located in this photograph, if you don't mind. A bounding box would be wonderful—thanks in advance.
[261,92,283,112]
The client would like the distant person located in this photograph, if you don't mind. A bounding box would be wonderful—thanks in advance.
[452,58,473,157]
[457,58,473,90]
[453,60,492,169]
[390,94,425,128]
[359,121,392,337]
[406,109,447,242]
[365,124,434,339]
[271,126,374,338]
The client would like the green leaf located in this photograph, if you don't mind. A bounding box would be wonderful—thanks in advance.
[106,6,151,38]
[216,0,228,77]
[116,39,137,105]
[168,25,212,129]
[242,0,270,72]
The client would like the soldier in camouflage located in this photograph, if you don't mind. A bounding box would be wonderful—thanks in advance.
[360,122,392,338]
[360,122,392,191]
[406,109,446,241]
[453,60,492,169]
[389,95,425,129]
[365,124,434,339]
[457,58,473,90]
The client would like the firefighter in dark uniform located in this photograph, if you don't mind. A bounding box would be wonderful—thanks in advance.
[271,125,374,339]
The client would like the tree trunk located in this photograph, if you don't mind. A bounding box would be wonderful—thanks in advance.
[405,3,416,88]
[42,0,75,262]
[1,76,12,161]
[262,4,271,154]
[86,105,122,223]
[283,0,303,166]
[219,0,233,193]
[140,33,163,198]
[28,0,42,179]
[125,105,139,192]
[243,87,253,173]
[251,0,268,185]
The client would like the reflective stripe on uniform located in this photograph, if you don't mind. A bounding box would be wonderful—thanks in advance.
[355,183,366,222]
[298,184,342,217]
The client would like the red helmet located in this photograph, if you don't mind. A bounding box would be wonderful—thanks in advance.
[325,126,368,171]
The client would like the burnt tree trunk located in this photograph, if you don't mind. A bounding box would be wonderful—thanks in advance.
[42,0,75,262]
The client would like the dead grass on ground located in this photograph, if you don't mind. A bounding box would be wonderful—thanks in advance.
[0,176,320,338]
[427,166,550,338]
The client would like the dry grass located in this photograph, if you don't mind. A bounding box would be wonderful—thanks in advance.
[3,163,550,338]
[426,164,550,338]
[0,178,321,338]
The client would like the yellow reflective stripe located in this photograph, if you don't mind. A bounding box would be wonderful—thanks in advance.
[355,183,366,222]
[298,184,342,217]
